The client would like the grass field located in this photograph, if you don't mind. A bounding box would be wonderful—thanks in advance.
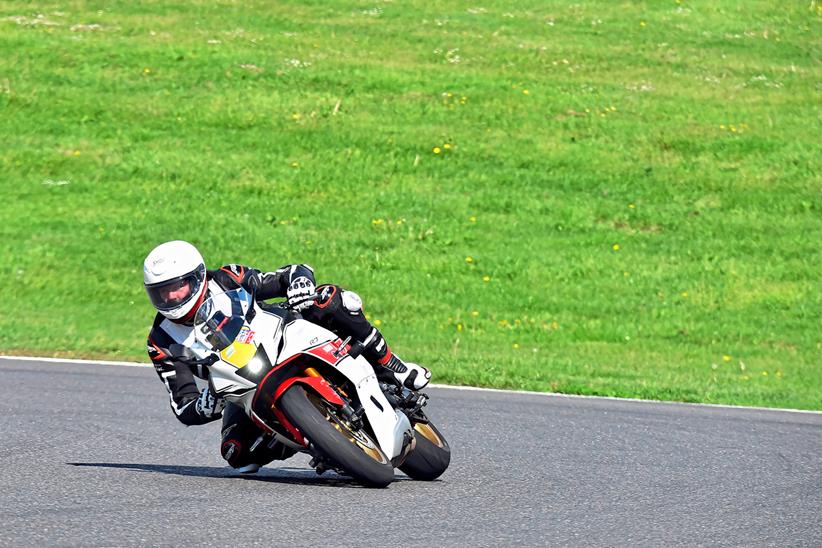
[1,1,820,409]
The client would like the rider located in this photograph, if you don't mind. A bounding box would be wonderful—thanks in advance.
[143,240,431,473]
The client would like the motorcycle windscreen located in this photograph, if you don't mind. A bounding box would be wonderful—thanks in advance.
[194,288,253,351]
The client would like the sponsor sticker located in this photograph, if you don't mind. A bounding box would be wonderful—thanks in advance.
[236,326,255,344]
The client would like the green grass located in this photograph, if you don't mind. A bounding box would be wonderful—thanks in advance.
[1,1,820,409]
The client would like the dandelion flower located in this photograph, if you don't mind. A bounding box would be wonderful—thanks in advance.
[469,216,477,222]
[628,204,636,209]
[522,89,530,95]
[640,21,646,27]
[374,319,382,327]
[513,343,520,349]
[483,275,490,282]
[465,256,474,263]
[143,68,151,74]
[681,291,689,298]
[471,311,479,317]
[456,323,463,332]
[433,147,441,154]
[291,161,299,168]
[371,218,384,225]
[612,244,620,251]
[443,143,451,150]
[723,355,732,362]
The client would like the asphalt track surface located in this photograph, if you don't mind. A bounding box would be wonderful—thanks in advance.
[0,358,820,547]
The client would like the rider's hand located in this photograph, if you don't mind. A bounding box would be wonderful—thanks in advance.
[195,387,225,419]
[286,276,316,311]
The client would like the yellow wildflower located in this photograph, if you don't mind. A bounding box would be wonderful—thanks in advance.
[371,218,384,225]
[469,216,477,223]
[433,147,441,154]
[522,89,530,95]
[612,244,620,251]
[483,276,490,282]
[723,355,732,362]
[465,256,474,263]
[471,311,479,318]
[374,319,382,327]
[456,323,463,332]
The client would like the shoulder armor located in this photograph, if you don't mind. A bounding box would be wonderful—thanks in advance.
[341,290,363,314]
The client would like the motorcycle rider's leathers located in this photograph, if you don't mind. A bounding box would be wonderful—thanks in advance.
[146,263,415,469]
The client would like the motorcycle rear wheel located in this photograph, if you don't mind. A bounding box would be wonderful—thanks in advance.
[399,420,451,481]
[279,384,394,488]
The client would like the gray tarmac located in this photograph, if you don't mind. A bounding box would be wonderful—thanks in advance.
[0,358,820,547]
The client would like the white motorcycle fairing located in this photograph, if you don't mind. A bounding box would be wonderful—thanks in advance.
[280,320,413,460]
[195,290,412,462]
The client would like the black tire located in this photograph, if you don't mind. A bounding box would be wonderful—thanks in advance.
[399,420,451,481]
[279,385,394,488]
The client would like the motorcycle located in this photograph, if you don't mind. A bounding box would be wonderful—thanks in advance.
[183,287,450,487]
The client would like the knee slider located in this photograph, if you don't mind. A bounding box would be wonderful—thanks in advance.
[221,439,244,466]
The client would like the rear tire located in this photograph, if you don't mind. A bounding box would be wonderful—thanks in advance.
[279,385,394,488]
[399,420,451,481]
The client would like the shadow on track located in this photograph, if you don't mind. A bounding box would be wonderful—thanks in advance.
[67,462,411,488]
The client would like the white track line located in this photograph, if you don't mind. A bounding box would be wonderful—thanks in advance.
[1,354,819,415]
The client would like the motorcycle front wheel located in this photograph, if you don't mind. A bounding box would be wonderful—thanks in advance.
[279,384,394,488]
[399,419,451,481]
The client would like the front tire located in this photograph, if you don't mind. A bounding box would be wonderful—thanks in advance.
[399,420,451,481]
[279,385,394,488]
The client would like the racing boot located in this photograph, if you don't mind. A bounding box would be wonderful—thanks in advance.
[378,353,431,390]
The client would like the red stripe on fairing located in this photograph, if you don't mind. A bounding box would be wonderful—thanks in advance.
[305,338,350,365]
[378,348,393,365]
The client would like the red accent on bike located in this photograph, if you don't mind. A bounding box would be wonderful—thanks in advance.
[221,265,245,284]
[274,376,345,407]
[378,348,393,365]
[306,338,349,365]
[270,406,306,446]
[250,355,307,445]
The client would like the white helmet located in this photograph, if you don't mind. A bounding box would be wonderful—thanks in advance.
[143,241,208,322]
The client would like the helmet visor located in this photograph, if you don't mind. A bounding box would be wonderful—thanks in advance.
[146,266,205,312]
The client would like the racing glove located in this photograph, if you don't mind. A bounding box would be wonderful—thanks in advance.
[195,387,225,419]
[286,276,316,311]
